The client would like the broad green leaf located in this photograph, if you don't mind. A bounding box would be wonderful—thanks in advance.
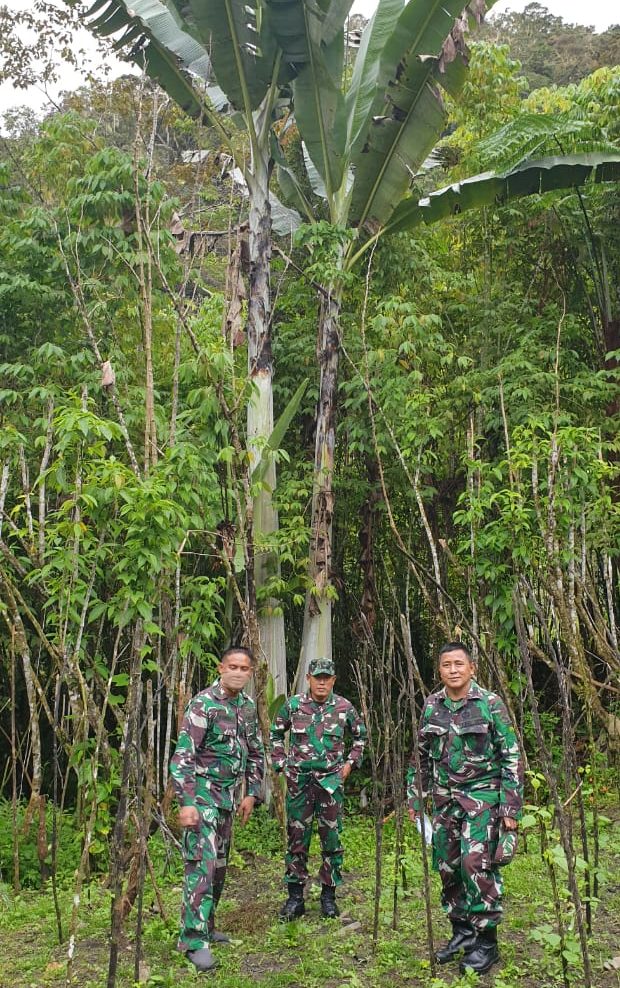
[252,378,308,485]
[344,0,405,154]
[187,0,286,112]
[349,0,470,232]
[384,153,620,235]
[76,0,212,119]
[267,0,353,195]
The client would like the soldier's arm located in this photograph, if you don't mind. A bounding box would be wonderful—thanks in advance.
[245,705,265,801]
[491,696,524,820]
[269,699,292,773]
[406,702,432,814]
[169,699,211,808]
[344,702,367,769]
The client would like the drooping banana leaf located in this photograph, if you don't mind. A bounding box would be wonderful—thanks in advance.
[383,153,620,237]
[72,0,212,119]
[270,131,317,222]
[270,191,303,235]
[348,0,486,233]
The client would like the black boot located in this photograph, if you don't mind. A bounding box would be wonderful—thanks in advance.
[187,946,218,972]
[435,920,477,963]
[320,885,340,919]
[459,926,500,974]
[208,881,231,944]
[279,883,305,922]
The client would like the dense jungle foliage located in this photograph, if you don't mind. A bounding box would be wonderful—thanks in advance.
[0,1,619,986]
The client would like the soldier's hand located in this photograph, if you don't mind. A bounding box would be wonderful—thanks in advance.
[179,805,200,828]
[340,763,352,782]
[503,816,518,831]
[237,795,256,825]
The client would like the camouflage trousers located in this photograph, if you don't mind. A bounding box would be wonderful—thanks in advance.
[432,801,502,930]
[285,774,344,886]
[178,805,232,952]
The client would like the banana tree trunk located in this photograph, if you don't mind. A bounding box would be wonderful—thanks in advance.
[298,285,342,685]
[246,136,287,698]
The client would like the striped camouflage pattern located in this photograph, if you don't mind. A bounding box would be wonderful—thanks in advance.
[170,680,264,811]
[284,774,344,886]
[170,680,264,951]
[177,805,232,952]
[407,681,523,929]
[271,691,366,886]
[407,681,523,818]
[270,691,366,788]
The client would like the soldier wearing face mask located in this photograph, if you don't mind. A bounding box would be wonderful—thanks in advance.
[170,646,264,972]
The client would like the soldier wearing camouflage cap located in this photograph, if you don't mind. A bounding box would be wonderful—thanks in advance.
[170,646,264,972]
[271,657,366,920]
[407,643,523,975]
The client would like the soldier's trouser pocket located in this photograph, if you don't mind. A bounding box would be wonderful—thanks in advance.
[182,827,204,863]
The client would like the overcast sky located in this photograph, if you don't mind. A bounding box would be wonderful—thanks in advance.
[0,0,618,120]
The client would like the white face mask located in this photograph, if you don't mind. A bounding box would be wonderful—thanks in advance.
[218,654,253,694]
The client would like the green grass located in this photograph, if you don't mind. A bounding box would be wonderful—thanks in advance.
[1,809,620,988]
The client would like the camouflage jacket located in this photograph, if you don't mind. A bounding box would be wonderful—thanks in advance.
[407,682,523,819]
[270,692,366,793]
[170,680,264,811]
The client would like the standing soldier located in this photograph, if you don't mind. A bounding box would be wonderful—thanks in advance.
[170,646,264,972]
[407,642,523,975]
[271,657,366,921]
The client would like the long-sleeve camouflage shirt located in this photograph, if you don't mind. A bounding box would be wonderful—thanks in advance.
[407,681,523,819]
[270,691,366,794]
[170,680,264,812]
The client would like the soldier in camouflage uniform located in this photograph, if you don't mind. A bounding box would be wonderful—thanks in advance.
[170,646,264,972]
[271,657,366,920]
[407,643,522,975]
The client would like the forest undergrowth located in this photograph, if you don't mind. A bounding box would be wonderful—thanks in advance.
[1,796,620,988]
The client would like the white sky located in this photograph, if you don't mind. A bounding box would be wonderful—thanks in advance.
[0,0,618,121]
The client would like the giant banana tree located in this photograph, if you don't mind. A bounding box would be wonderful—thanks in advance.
[266,0,620,682]
[265,0,492,680]
[67,0,304,695]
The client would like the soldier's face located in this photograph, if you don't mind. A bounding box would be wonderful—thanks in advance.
[438,649,474,699]
[307,673,336,703]
[218,652,254,695]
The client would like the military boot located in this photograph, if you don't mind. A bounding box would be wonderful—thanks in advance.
[435,920,477,963]
[208,881,231,943]
[187,946,218,972]
[279,883,305,922]
[320,885,340,919]
[459,926,500,974]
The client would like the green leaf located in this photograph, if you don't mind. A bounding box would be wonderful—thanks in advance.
[251,378,308,485]
[187,0,286,112]
[349,0,470,232]
[77,0,212,119]
[385,152,620,235]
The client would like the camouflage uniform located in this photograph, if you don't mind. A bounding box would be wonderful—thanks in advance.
[407,681,522,930]
[271,687,366,887]
[170,680,264,952]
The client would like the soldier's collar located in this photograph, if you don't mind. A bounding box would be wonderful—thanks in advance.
[304,690,335,707]
[439,680,483,703]
[212,679,244,703]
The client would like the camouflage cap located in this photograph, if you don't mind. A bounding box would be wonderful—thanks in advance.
[308,657,336,677]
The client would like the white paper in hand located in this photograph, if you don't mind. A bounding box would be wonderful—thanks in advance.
[416,813,433,846]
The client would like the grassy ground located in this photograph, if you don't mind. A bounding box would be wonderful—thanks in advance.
[1,807,620,988]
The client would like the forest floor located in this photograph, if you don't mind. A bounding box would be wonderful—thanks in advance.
[1,806,620,988]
